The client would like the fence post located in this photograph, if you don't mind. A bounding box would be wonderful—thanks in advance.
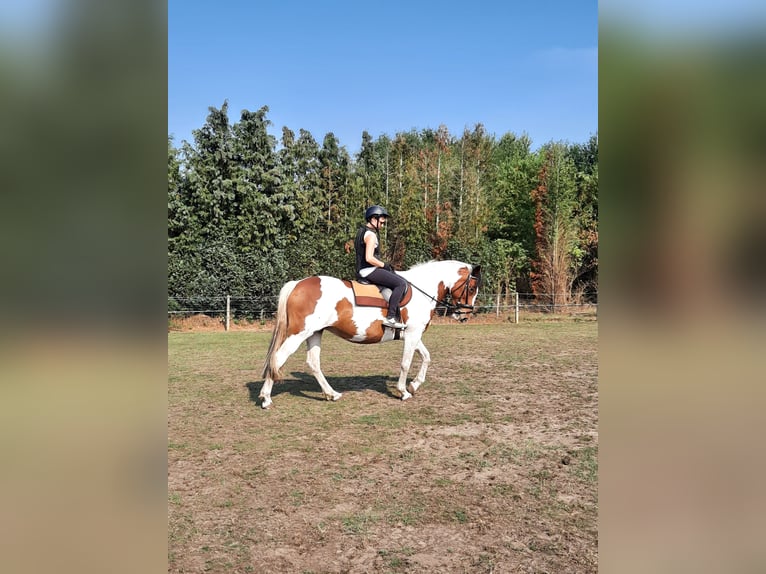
[514,292,519,324]
[496,292,500,318]
[225,295,231,331]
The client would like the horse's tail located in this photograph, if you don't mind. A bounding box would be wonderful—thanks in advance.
[261,279,298,381]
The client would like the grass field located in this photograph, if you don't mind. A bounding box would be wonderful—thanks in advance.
[168,319,598,573]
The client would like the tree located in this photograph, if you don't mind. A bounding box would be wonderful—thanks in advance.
[569,134,599,296]
[430,125,454,257]
[486,132,540,290]
[317,133,355,277]
[453,125,494,248]
[167,103,598,312]
[530,143,580,310]
[482,239,528,304]
[168,136,187,242]
[230,106,290,253]
[184,101,236,235]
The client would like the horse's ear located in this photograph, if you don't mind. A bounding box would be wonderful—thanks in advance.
[471,264,481,275]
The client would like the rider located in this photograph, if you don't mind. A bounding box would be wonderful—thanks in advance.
[354,205,408,330]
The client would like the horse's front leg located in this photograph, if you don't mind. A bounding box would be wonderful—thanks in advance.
[407,340,431,395]
[395,337,421,401]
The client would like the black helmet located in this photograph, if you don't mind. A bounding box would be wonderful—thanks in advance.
[365,205,390,221]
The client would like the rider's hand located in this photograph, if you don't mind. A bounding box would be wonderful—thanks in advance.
[382,262,394,272]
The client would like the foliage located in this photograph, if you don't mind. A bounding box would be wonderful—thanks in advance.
[168,105,597,308]
[530,143,580,309]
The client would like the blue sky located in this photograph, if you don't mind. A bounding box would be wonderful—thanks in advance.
[169,0,598,154]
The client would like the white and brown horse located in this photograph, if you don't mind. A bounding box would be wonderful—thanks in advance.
[258,260,482,408]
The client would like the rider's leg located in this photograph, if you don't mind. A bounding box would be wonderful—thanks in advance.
[367,268,408,321]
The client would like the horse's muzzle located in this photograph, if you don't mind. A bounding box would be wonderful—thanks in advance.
[451,304,475,322]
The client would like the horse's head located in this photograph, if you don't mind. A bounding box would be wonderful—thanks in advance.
[449,264,482,322]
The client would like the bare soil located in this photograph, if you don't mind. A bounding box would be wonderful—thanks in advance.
[168,318,597,573]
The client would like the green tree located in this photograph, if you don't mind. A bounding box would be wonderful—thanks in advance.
[486,133,540,290]
[167,103,598,310]
[184,101,236,235]
[430,125,454,258]
[317,132,355,276]
[481,239,528,304]
[230,106,290,253]
[452,125,494,248]
[168,136,187,242]
[531,142,580,310]
[168,136,198,299]
[569,134,598,295]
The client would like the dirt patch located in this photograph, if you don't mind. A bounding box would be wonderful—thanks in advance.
[169,321,598,572]
[168,313,274,332]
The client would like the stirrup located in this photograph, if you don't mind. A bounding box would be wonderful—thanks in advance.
[382,317,407,330]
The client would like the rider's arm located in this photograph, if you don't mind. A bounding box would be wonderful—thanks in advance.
[364,232,384,268]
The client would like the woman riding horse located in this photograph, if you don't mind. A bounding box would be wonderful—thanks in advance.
[354,205,408,330]
[258,259,482,408]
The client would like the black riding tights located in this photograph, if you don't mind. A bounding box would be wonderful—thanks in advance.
[366,268,408,320]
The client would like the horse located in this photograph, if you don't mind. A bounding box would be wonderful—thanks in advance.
[258,260,482,408]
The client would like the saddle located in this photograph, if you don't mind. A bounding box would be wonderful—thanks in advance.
[344,279,412,309]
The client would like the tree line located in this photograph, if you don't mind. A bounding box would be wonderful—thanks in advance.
[168,101,597,314]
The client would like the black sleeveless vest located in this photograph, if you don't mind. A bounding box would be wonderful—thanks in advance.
[354,225,380,278]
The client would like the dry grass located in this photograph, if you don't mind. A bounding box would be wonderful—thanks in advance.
[168,319,597,573]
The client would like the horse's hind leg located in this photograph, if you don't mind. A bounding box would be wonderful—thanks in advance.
[260,331,313,408]
[259,378,275,408]
[306,332,342,402]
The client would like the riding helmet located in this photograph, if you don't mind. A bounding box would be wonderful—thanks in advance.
[365,205,390,221]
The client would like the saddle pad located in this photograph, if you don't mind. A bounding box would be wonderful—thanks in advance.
[345,280,412,309]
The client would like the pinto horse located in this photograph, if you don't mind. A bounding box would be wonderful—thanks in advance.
[258,260,482,408]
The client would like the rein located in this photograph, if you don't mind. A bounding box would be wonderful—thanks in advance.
[407,271,481,322]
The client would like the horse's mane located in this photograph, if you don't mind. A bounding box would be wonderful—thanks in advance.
[401,260,465,284]
[340,260,466,283]
[405,260,437,272]
[406,259,463,272]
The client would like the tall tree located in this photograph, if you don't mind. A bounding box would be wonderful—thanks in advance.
[185,101,236,235]
[453,125,494,247]
[387,131,422,265]
[486,132,540,290]
[531,142,580,310]
[280,129,323,232]
[430,125,454,258]
[167,105,598,310]
[357,131,377,202]
[569,134,599,295]
[168,136,186,242]
[231,106,289,253]
[317,132,354,276]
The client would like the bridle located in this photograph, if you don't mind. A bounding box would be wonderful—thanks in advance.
[408,269,482,322]
[446,271,482,321]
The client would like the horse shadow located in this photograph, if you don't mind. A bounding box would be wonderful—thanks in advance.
[245,372,398,405]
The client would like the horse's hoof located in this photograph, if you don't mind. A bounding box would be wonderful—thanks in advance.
[326,392,342,401]
[407,382,420,395]
[261,399,272,409]
[400,390,412,401]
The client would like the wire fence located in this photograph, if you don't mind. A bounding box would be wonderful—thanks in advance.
[168,292,598,328]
